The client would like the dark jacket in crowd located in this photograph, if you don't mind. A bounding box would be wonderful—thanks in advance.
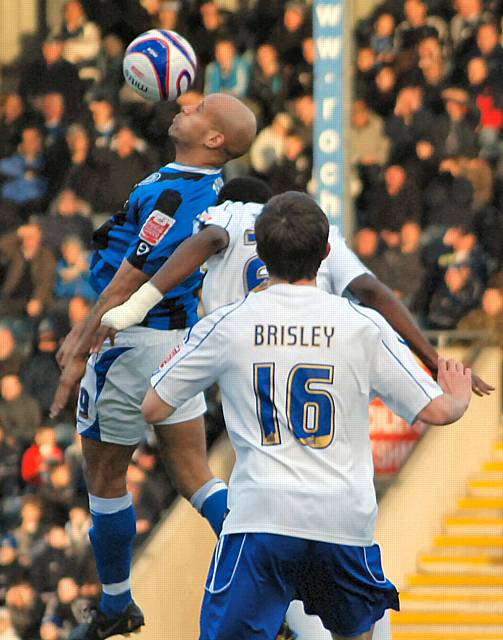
[424,172,474,228]
[365,182,423,231]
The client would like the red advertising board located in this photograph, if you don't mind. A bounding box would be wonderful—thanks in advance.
[370,398,427,474]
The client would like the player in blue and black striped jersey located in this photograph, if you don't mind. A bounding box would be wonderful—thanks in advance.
[90,162,223,330]
[50,93,257,640]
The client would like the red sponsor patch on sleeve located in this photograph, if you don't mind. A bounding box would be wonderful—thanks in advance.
[159,344,182,369]
[139,210,176,245]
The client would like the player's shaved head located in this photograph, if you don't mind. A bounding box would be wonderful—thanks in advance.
[205,93,257,160]
[170,93,256,167]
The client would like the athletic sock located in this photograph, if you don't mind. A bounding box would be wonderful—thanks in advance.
[88,493,136,617]
[190,478,228,536]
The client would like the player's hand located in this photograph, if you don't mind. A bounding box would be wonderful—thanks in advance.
[91,325,117,354]
[56,321,86,369]
[50,355,88,418]
[437,358,472,412]
[470,372,494,397]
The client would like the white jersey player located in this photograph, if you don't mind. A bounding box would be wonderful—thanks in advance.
[199,201,368,313]
[97,177,465,639]
[141,191,472,640]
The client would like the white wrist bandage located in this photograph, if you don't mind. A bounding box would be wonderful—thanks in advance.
[101,281,163,331]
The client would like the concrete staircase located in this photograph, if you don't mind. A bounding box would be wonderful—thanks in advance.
[392,441,503,640]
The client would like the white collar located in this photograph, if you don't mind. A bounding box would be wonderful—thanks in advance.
[166,162,222,175]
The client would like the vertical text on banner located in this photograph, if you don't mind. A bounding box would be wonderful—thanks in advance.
[313,1,344,231]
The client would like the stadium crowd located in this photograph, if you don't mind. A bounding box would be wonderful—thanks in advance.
[0,0,502,637]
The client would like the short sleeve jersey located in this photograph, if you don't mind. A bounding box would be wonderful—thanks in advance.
[151,286,442,545]
[90,163,223,330]
[196,202,369,313]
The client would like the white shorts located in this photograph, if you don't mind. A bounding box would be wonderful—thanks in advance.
[76,326,206,445]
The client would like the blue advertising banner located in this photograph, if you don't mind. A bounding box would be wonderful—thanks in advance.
[313,1,345,232]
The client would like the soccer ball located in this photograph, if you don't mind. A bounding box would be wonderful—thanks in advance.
[123,29,197,102]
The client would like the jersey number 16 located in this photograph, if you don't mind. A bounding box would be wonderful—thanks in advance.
[253,363,335,449]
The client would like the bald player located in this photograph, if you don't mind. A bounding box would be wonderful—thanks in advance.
[51,94,257,640]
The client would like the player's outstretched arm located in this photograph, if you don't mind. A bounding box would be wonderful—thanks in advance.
[98,225,229,337]
[348,274,494,397]
[418,358,472,425]
[50,260,150,418]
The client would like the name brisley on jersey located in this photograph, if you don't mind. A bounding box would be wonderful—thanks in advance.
[254,324,336,347]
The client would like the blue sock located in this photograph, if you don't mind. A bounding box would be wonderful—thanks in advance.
[190,479,228,536]
[88,493,136,617]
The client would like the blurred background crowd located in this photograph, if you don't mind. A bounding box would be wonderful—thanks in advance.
[0,0,502,637]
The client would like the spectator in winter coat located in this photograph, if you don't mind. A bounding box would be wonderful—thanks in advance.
[21,426,64,487]
[18,37,83,116]
[458,281,503,342]
[385,86,434,164]
[423,157,475,230]
[0,128,47,212]
[250,112,292,176]
[364,164,423,231]
[0,425,20,500]
[0,376,41,446]
[12,497,45,565]
[40,577,88,640]
[431,87,479,158]
[0,328,24,380]
[61,124,100,207]
[426,261,484,329]
[248,43,285,127]
[0,538,25,608]
[28,527,75,598]
[41,189,94,256]
[0,223,56,318]
[22,321,61,420]
[53,0,101,80]
[0,94,34,160]
[96,127,153,212]
[5,582,44,640]
[204,38,251,98]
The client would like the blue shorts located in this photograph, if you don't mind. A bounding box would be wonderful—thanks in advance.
[200,533,399,640]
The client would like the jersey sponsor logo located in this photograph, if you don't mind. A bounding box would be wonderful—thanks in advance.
[159,344,182,368]
[213,177,224,194]
[136,242,150,256]
[198,212,215,224]
[243,229,256,245]
[139,211,176,245]
[131,64,145,79]
[138,172,161,186]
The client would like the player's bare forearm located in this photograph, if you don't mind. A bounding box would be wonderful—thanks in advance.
[348,275,494,397]
[101,226,229,333]
[151,225,228,294]
[349,275,439,372]
[50,261,149,418]
[74,260,149,358]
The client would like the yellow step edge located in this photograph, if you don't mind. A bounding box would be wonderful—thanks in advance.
[444,517,503,525]
[401,593,503,602]
[409,574,503,586]
[494,442,503,450]
[435,535,503,547]
[484,462,503,472]
[470,480,503,488]
[391,611,503,624]
[459,497,503,509]
[420,554,503,564]
[393,634,503,640]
